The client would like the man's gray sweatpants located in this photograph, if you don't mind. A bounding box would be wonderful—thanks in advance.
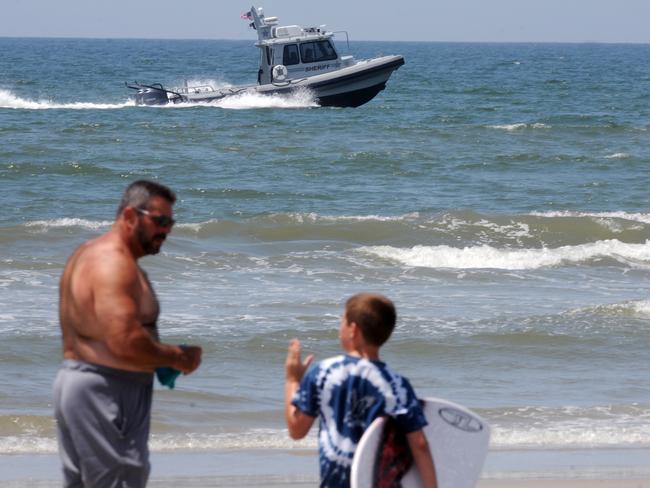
[53,359,154,488]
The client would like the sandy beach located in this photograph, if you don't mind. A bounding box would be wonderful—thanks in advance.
[479,482,650,488]
[2,448,650,487]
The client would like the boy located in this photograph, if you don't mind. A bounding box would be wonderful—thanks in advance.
[285,293,437,487]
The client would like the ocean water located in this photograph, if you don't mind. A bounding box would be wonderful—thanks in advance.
[1,37,650,477]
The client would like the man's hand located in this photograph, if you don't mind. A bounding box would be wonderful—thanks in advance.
[285,339,313,383]
[174,345,202,374]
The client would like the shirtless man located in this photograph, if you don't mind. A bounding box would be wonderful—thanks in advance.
[54,180,202,488]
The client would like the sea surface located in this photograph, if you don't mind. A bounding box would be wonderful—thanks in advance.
[1,37,650,480]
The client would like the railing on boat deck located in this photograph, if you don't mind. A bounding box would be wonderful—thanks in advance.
[176,85,218,95]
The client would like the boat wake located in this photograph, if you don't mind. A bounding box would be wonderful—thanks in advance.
[205,88,318,109]
[0,87,316,110]
[0,89,134,110]
[155,79,318,109]
[145,88,317,110]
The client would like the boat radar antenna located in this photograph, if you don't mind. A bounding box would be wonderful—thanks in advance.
[248,6,278,41]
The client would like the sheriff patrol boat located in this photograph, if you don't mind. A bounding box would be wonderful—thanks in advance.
[127,6,404,108]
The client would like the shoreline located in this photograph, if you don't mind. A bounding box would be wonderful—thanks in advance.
[2,447,650,487]
[479,482,650,488]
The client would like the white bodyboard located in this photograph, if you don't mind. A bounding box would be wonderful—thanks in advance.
[350,397,490,488]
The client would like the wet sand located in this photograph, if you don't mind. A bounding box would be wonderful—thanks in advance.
[2,449,649,487]
[479,481,650,488]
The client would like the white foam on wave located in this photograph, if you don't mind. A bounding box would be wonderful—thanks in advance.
[281,212,421,224]
[3,403,649,454]
[631,300,650,316]
[0,89,134,110]
[25,218,111,231]
[3,417,648,454]
[149,429,316,451]
[530,210,650,225]
[174,213,422,232]
[174,220,218,233]
[487,122,549,131]
[435,216,532,239]
[491,405,650,449]
[0,429,314,454]
[581,298,650,319]
[583,299,650,319]
[361,239,650,270]
[493,422,650,449]
[604,152,631,159]
[0,436,58,454]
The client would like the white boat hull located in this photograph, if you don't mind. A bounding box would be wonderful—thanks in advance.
[130,55,404,108]
[293,55,405,107]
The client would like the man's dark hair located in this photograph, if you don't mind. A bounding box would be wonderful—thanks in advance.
[345,293,396,347]
[116,180,176,217]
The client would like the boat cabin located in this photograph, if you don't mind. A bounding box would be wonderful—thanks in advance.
[247,6,354,85]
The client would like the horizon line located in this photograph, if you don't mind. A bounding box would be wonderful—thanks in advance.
[1,35,649,45]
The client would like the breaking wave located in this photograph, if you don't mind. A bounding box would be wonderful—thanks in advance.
[604,152,631,159]
[361,239,650,270]
[489,404,650,450]
[589,299,650,318]
[529,210,650,225]
[24,218,112,231]
[2,406,650,454]
[487,123,550,131]
[7,210,650,248]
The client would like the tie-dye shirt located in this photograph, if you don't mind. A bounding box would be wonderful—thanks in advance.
[292,354,427,488]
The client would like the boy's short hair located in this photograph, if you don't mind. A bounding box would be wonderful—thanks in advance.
[345,293,396,347]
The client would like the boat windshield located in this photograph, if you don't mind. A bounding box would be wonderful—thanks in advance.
[283,44,300,65]
[299,40,337,63]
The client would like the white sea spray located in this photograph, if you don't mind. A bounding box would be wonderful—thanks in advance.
[0,88,134,110]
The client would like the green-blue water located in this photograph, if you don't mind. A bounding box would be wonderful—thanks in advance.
[1,37,650,477]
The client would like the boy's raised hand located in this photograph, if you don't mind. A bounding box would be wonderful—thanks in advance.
[284,339,317,439]
[285,338,314,382]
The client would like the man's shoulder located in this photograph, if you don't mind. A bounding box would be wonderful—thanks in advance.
[92,233,131,258]
[70,235,137,281]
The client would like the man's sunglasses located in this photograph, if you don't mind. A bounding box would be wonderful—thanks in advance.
[135,208,175,228]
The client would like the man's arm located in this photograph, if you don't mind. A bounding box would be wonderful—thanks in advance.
[92,254,201,373]
[406,429,437,488]
[284,339,316,439]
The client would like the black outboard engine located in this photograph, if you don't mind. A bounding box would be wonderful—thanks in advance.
[136,85,168,105]
[126,82,183,105]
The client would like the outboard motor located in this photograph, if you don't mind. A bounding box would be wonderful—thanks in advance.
[126,82,182,105]
[134,84,169,105]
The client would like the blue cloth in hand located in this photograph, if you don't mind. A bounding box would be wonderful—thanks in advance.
[155,367,181,389]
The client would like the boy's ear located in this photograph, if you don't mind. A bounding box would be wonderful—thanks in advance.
[349,321,360,338]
